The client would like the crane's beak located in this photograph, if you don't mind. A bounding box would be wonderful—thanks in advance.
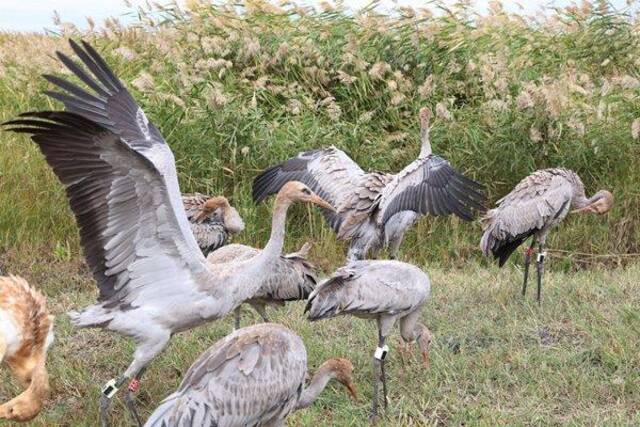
[343,380,358,401]
[309,194,335,212]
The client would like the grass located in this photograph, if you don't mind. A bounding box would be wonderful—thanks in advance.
[1,247,639,426]
[1,1,640,425]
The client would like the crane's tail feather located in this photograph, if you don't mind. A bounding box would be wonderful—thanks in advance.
[482,228,538,267]
[304,275,349,320]
[67,304,115,329]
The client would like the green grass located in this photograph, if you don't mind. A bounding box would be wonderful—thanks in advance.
[1,1,640,425]
[1,248,639,426]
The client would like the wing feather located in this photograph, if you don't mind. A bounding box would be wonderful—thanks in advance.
[377,155,486,226]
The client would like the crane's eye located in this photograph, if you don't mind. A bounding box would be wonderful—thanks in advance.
[301,188,311,195]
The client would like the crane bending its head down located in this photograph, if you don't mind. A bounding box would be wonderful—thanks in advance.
[572,190,614,214]
[194,196,245,233]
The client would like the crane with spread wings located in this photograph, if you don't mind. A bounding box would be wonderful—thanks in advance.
[252,108,486,260]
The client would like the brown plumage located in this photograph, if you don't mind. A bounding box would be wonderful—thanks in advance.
[0,275,54,422]
[182,194,245,256]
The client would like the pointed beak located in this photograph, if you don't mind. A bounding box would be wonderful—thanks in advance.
[344,380,358,400]
[309,195,335,212]
[422,350,430,369]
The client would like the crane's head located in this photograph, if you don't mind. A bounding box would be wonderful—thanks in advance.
[277,181,335,211]
[198,196,245,234]
[321,358,358,400]
[573,190,614,215]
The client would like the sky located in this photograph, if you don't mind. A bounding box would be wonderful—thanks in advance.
[0,0,635,33]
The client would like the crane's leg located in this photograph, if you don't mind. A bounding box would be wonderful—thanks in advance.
[99,329,170,427]
[252,303,270,323]
[522,239,536,297]
[536,243,546,304]
[123,367,147,427]
[370,317,394,422]
[234,306,242,330]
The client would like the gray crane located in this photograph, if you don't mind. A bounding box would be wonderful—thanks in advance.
[480,168,614,302]
[207,242,317,329]
[182,193,245,256]
[305,260,433,420]
[144,323,357,427]
[4,39,334,427]
[252,108,486,260]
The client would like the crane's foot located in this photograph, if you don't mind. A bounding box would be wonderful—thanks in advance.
[124,379,143,427]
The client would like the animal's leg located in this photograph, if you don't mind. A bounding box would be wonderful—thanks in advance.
[522,239,536,296]
[379,332,388,409]
[252,303,270,323]
[100,329,170,427]
[387,231,406,260]
[371,316,394,420]
[536,243,546,304]
[234,306,242,330]
[123,367,147,427]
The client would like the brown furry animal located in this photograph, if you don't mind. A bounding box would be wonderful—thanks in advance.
[0,275,54,422]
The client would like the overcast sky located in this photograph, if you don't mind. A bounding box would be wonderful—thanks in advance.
[0,0,634,33]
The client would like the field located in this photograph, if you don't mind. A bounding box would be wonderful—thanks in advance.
[1,0,640,425]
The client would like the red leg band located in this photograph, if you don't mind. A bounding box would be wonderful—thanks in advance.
[128,378,141,393]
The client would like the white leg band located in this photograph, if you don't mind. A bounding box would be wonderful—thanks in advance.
[102,379,119,398]
[374,345,389,361]
[537,252,547,263]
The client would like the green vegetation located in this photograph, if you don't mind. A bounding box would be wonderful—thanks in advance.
[1,1,639,425]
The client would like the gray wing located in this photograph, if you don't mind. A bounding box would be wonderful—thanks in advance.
[207,244,316,301]
[207,244,259,264]
[4,41,208,305]
[305,260,429,320]
[144,323,307,427]
[377,155,486,226]
[480,170,574,266]
[252,146,365,232]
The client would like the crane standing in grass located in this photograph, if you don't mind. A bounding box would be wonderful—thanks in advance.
[305,260,433,420]
[182,193,245,256]
[207,242,317,329]
[144,323,357,427]
[253,107,486,260]
[4,39,334,427]
[0,275,54,422]
[480,168,614,302]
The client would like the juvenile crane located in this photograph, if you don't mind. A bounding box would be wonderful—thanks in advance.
[305,260,433,420]
[253,108,486,260]
[480,168,614,302]
[182,193,245,256]
[144,323,357,427]
[0,275,54,422]
[207,242,317,329]
[4,39,334,426]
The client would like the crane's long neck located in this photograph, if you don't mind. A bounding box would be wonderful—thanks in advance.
[259,198,291,261]
[418,118,432,158]
[295,363,336,410]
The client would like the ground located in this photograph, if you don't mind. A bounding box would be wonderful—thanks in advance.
[1,248,638,426]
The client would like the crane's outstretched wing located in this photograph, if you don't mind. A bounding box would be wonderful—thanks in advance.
[252,146,365,232]
[376,155,486,226]
[305,260,428,320]
[144,324,306,427]
[4,40,208,306]
[480,171,574,266]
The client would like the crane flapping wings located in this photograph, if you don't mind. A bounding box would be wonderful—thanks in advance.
[252,146,365,232]
[377,155,486,226]
[480,172,574,266]
[4,40,208,305]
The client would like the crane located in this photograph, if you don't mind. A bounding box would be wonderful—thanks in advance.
[4,39,334,426]
[481,168,613,302]
[305,260,432,420]
[144,323,357,426]
[252,107,485,260]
